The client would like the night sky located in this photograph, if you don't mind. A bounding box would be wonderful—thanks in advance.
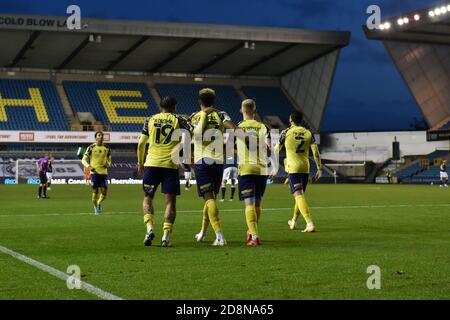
[0,0,443,132]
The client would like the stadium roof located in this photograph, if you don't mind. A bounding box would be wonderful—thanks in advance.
[364,4,450,45]
[364,4,450,129]
[0,14,350,77]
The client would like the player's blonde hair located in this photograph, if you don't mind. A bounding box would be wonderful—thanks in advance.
[241,99,256,114]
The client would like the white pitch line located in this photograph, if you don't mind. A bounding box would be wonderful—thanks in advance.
[0,245,123,300]
[1,203,450,217]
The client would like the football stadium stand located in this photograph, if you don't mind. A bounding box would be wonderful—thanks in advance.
[409,166,442,184]
[63,81,157,132]
[241,86,295,124]
[394,162,424,181]
[426,150,449,162]
[0,79,69,131]
[155,84,242,122]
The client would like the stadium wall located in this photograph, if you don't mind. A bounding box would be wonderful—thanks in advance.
[321,131,449,163]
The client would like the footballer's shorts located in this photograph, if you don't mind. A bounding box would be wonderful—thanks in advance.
[288,173,310,194]
[39,171,48,185]
[223,166,238,181]
[440,172,449,180]
[143,166,180,197]
[46,172,53,180]
[238,175,268,201]
[194,160,223,197]
[90,174,108,189]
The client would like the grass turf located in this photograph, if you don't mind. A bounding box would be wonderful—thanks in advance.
[0,183,449,300]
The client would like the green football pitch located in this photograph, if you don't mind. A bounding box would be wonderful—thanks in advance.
[1,183,449,300]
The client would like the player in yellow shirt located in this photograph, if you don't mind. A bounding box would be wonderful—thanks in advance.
[82,131,112,215]
[273,111,322,232]
[236,99,270,246]
[138,96,191,247]
[190,88,236,246]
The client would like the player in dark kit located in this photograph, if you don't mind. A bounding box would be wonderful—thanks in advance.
[46,154,54,191]
[36,154,50,199]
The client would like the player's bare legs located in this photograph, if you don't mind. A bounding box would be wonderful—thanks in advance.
[162,194,176,247]
[143,193,155,246]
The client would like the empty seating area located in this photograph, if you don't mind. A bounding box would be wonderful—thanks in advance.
[0,79,301,132]
[155,84,242,122]
[0,80,68,130]
[408,166,442,184]
[392,149,449,184]
[394,162,424,181]
[63,81,157,132]
[241,86,295,124]
[426,150,449,162]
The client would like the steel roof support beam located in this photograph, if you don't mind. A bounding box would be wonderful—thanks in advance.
[104,36,149,71]
[235,43,297,76]
[7,31,40,68]
[56,36,90,70]
[193,42,244,74]
[149,38,199,73]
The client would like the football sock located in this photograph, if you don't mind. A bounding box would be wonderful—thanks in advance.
[144,213,155,232]
[221,187,226,200]
[38,186,42,197]
[92,193,99,208]
[230,186,236,199]
[292,202,300,222]
[43,186,47,197]
[245,205,258,237]
[201,202,210,232]
[98,193,106,204]
[163,222,173,239]
[255,205,262,223]
[295,195,313,225]
[205,199,222,233]
[215,231,224,241]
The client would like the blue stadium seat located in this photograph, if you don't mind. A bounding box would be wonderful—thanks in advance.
[0,79,68,130]
[155,84,242,122]
[409,166,442,184]
[395,163,423,179]
[241,86,295,123]
[426,150,449,161]
[63,81,157,132]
